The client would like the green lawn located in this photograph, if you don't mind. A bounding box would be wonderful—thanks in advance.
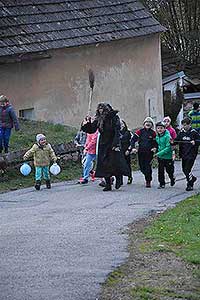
[144,194,200,264]
[10,119,77,151]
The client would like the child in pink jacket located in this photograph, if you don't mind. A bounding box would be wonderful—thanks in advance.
[79,130,98,184]
[163,116,177,140]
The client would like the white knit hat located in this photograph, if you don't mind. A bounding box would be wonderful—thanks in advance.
[36,134,46,143]
[0,95,8,103]
[163,116,171,123]
[143,117,154,126]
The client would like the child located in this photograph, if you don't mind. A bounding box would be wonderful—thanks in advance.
[79,130,98,184]
[154,121,175,188]
[74,128,87,162]
[128,117,156,188]
[163,115,177,164]
[163,116,177,140]
[120,119,132,184]
[174,117,200,191]
[23,134,57,190]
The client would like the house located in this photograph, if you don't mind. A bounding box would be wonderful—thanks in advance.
[0,0,165,129]
[162,71,185,126]
[162,71,186,94]
[162,69,200,127]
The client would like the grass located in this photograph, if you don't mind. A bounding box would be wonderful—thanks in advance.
[144,194,200,264]
[101,196,200,300]
[105,268,125,286]
[10,119,77,150]
[130,286,200,300]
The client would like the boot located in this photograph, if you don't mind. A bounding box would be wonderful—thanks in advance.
[115,176,122,189]
[186,183,193,191]
[46,180,51,189]
[146,181,151,188]
[190,176,197,187]
[103,184,112,191]
[35,180,41,190]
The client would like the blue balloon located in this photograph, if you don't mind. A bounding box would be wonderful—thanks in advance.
[20,163,31,176]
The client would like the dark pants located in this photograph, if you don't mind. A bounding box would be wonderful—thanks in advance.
[138,152,153,182]
[119,154,132,184]
[124,154,132,178]
[0,127,11,153]
[182,159,196,183]
[158,158,174,185]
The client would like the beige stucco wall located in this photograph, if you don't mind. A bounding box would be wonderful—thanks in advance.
[0,34,163,129]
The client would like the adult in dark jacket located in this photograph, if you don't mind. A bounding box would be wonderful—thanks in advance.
[81,103,129,191]
[0,95,20,153]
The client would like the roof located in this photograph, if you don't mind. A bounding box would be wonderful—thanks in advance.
[162,46,200,81]
[162,71,185,85]
[184,93,200,100]
[0,0,165,58]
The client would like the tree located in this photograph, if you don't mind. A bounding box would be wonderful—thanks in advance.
[163,81,184,125]
[142,0,200,65]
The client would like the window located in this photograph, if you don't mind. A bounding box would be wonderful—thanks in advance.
[19,108,35,120]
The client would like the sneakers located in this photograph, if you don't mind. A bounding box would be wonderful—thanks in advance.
[127,177,133,184]
[90,170,95,182]
[158,184,165,189]
[35,180,41,191]
[170,178,176,186]
[80,179,88,184]
[77,177,88,184]
[146,181,151,188]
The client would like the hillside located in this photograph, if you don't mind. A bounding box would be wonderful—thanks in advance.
[10,119,77,151]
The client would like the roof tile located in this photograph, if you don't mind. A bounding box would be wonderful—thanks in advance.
[0,0,165,57]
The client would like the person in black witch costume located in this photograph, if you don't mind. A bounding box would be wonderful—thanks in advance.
[81,102,129,191]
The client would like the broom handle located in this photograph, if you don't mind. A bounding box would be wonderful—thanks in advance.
[174,140,200,144]
[88,88,93,116]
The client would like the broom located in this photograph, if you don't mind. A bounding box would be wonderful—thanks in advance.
[88,69,95,116]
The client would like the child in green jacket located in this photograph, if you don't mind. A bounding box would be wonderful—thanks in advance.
[153,122,175,189]
[23,134,57,190]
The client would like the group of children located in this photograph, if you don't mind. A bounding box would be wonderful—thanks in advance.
[127,116,199,191]
[22,112,199,193]
[75,114,199,192]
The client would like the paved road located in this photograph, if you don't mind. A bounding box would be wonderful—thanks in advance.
[0,157,200,300]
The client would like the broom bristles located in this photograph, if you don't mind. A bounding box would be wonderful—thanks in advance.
[88,69,95,89]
